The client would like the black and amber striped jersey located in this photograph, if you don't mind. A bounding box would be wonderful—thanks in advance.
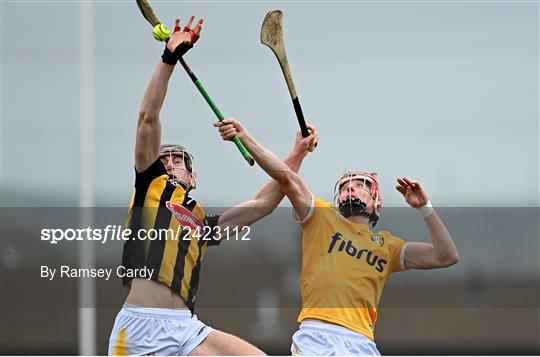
[122,158,220,310]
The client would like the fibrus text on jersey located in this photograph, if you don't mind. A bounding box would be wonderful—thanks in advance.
[40,265,154,281]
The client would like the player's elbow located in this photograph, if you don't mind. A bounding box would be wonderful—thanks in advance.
[448,252,460,266]
[437,251,459,267]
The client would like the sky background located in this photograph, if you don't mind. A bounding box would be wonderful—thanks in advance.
[2,1,538,208]
[2,5,538,355]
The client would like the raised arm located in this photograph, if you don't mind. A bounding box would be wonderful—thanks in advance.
[214,119,314,221]
[216,125,318,229]
[135,16,203,172]
[395,178,459,269]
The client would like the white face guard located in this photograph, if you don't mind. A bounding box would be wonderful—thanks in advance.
[159,144,195,190]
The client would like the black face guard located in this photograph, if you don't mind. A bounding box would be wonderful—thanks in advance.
[338,198,380,227]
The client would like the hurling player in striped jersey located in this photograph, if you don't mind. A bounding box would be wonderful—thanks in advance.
[109,16,318,356]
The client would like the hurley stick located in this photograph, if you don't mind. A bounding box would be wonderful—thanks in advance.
[135,0,255,166]
[261,10,312,142]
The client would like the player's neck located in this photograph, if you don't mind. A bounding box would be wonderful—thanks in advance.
[346,214,371,227]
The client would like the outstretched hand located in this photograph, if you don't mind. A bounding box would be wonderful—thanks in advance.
[167,16,204,52]
[292,124,318,157]
[214,118,249,141]
[395,177,429,208]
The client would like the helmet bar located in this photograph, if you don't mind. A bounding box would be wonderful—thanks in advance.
[159,144,194,173]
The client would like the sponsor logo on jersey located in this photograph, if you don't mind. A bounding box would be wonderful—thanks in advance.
[327,232,388,273]
[370,235,384,247]
[166,201,204,230]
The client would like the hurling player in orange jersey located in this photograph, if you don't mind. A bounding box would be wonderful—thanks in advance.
[214,118,459,355]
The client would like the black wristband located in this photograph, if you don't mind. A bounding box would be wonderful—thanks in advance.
[162,42,194,65]
[173,42,193,59]
[161,46,177,65]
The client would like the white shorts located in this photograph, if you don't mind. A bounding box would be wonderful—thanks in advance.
[108,303,214,356]
[291,321,380,356]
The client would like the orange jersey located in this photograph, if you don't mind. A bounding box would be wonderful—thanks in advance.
[297,196,407,340]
